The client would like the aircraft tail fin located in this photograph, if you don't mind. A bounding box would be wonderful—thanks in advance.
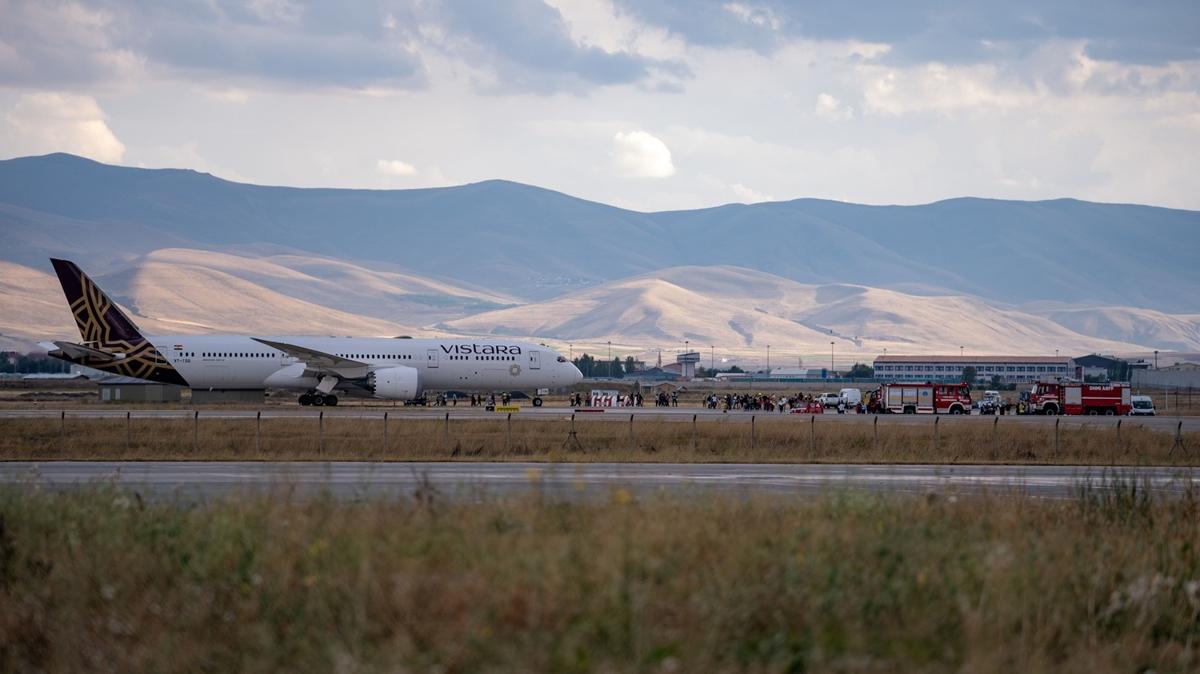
[46,259,187,385]
[49,258,146,347]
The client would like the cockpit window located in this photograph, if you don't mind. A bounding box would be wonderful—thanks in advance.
[557,356,568,363]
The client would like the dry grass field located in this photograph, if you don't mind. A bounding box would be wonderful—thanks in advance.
[1,481,1198,672]
[1,414,1196,465]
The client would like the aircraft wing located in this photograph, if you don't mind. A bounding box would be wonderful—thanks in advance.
[251,338,367,371]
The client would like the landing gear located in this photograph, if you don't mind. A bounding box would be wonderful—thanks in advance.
[299,392,339,406]
[532,397,543,407]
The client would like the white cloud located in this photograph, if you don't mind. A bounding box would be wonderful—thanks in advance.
[612,130,675,178]
[3,92,125,162]
[814,92,854,121]
[376,158,418,176]
[722,3,782,30]
[204,87,251,104]
[730,183,773,203]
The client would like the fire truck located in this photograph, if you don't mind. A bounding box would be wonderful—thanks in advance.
[1022,380,1131,416]
[877,382,972,414]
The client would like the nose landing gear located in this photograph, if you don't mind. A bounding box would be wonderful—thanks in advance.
[299,392,338,406]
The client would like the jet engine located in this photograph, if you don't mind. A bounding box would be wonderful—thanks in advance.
[368,366,421,400]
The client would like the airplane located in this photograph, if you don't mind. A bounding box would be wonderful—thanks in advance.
[41,259,583,406]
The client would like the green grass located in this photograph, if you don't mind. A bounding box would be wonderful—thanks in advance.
[3,415,1198,465]
[2,479,1199,672]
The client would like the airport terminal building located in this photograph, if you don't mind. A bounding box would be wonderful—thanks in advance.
[873,355,1072,384]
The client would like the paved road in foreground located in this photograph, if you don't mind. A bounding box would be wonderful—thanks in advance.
[0,407,1191,433]
[2,461,1196,500]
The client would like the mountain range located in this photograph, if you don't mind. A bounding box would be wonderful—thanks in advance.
[1,153,1197,364]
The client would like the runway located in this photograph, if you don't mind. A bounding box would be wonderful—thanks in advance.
[0,406,1191,434]
[2,461,1196,500]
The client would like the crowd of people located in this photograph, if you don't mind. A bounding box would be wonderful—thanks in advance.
[702,392,852,413]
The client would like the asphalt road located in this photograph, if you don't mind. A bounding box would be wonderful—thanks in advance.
[2,461,1196,500]
[0,406,1191,434]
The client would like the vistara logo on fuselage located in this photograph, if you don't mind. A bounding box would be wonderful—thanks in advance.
[441,344,524,355]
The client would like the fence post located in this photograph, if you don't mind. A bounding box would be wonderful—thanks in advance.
[1054,418,1060,458]
[507,412,513,451]
[383,412,389,453]
[873,415,878,450]
[193,410,199,452]
[563,412,582,452]
[751,415,756,450]
[444,412,450,447]
[992,416,998,459]
[933,416,939,453]
[629,413,635,451]
[810,414,816,457]
[692,414,698,451]
[255,411,261,454]
[59,410,66,452]
[1116,418,1122,454]
[318,411,324,455]
[1170,420,1186,457]
[126,411,131,451]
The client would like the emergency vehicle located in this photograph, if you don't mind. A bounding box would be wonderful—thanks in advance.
[877,382,972,414]
[1022,380,1131,415]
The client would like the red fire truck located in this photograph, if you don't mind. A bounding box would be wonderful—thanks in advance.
[877,382,972,414]
[1022,380,1131,415]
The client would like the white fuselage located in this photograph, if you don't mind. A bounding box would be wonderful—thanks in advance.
[150,335,581,395]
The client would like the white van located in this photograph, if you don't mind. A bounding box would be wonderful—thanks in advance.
[839,388,863,407]
[1129,395,1156,416]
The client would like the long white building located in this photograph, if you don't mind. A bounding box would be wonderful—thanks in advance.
[873,355,1072,384]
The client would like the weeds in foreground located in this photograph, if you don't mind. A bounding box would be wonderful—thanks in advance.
[1,480,1198,672]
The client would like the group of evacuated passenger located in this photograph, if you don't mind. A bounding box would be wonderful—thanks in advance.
[703,393,864,414]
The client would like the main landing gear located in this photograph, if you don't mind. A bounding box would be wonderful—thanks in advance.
[532,397,543,407]
[299,392,338,406]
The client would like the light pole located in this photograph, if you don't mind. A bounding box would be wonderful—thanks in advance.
[960,345,964,358]
[830,341,835,374]
[710,345,715,372]
[607,340,612,377]
[766,344,770,372]
[569,343,573,360]
[1155,350,1159,369]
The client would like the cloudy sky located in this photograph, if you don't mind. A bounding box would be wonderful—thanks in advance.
[1,0,1197,211]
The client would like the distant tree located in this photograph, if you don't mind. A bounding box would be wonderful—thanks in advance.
[961,366,978,386]
[1,352,70,374]
[989,374,1002,390]
[845,362,874,378]
[573,354,596,378]
[728,365,744,373]
[624,356,638,374]
[609,358,624,378]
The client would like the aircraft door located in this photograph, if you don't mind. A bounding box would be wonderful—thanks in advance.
[530,350,541,369]
[427,348,439,368]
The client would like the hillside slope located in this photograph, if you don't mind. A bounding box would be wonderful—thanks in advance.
[2,153,1197,309]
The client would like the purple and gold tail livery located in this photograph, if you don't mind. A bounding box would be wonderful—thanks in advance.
[48,259,188,385]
